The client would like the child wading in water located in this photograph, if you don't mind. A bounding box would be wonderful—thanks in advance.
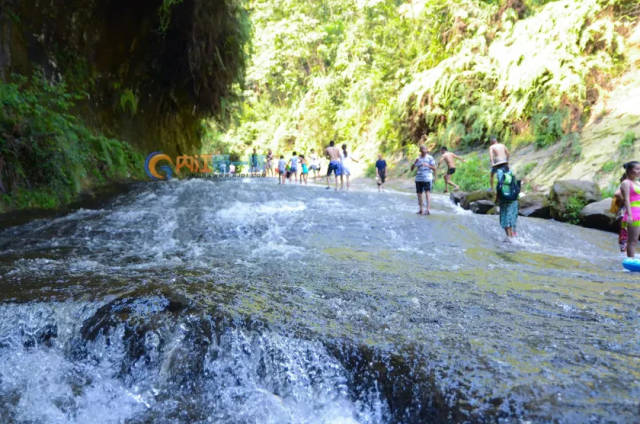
[619,161,640,257]
[299,154,308,185]
[411,145,437,215]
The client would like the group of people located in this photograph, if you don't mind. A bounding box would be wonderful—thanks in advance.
[407,136,517,239]
[259,134,518,237]
[258,137,640,253]
[263,148,322,185]
[263,142,362,190]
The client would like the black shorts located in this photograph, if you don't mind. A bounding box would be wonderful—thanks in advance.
[415,181,432,193]
[491,164,508,174]
[447,167,456,175]
[377,170,386,184]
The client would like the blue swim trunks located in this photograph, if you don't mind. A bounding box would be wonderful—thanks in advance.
[327,160,342,176]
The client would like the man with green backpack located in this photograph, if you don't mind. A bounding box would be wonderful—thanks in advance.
[495,166,521,237]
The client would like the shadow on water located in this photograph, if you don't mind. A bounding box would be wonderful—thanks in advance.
[0,178,638,423]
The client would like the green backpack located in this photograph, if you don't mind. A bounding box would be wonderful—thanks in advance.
[497,170,521,201]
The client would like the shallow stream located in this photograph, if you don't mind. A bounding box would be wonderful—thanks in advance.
[0,178,638,423]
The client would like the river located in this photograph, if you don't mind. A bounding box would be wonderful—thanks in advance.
[0,178,638,423]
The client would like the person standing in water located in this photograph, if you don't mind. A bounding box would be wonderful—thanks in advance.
[250,148,259,175]
[299,154,309,185]
[375,154,387,192]
[438,147,465,193]
[325,141,343,190]
[278,155,286,184]
[489,136,509,190]
[340,144,359,191]
[495,166,519,238]
[288,151,299,183]
[309,149,321,181]
[265,149,274,177]
[411,145,437,215]
[620,161,640,257]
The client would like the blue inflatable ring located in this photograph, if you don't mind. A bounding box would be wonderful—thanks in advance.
[622,257,640,272]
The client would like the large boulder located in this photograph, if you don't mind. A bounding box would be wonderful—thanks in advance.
[470,200,496,214]
[460,190,495,210]
[449,191,465,206]
[518,193,550,218]
[548,180,601,222]
[579,198,619,233]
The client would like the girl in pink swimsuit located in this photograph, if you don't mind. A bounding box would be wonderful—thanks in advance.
[620,161,640,258]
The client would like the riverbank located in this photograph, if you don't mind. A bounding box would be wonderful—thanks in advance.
[0,180,141,230]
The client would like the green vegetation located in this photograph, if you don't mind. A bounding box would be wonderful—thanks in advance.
[601,183,618,199]
[433,154,490,192]
[600,160,617,173]
[0,0,251,211]
[563,194,588,224]
[521,162,537,177]
[0,72,143,210]
[206,0,633,163]
[619,131,636,154]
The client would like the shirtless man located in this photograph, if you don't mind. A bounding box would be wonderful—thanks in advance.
[489,136,509,190]
[325,140,343,190]
[438,147,465,193]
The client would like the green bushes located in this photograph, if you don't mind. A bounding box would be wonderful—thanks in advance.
[533,107,567,148]
[564,194,588,224]
[433,154,490,192]
[364,162,376,178]
[205,0,631,181]
[0,73,143,210]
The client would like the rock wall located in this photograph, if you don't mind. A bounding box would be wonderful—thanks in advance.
[0,0,248,157]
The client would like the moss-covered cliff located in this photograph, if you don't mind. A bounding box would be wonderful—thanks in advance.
[0,0,249,210]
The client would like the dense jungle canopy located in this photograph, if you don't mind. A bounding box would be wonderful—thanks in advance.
[205,0,639,185]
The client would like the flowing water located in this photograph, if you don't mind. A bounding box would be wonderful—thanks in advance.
[0,178,638,423]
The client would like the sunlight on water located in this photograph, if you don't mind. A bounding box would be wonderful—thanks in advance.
[0,178,638,423]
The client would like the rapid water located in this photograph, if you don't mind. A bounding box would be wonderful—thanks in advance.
[0,178,638,423]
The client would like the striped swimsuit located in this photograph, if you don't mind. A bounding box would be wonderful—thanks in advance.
[624,180,640,227]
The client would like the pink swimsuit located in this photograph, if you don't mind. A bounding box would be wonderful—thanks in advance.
[624,180,640,226]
